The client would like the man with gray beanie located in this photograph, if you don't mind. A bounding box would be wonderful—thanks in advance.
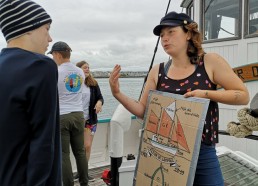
[0,0,62,185]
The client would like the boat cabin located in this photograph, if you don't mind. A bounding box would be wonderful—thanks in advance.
[181,0,258,157]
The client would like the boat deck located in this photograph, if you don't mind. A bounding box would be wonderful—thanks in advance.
[219,152,258,186]
[74,151,258,186]
[74,165,110,186]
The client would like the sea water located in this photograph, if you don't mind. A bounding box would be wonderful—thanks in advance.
[96,77,144,119]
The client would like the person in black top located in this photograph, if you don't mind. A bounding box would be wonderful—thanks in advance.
[0,0,61,185]
[76,60,104,182]
[109,11,249,185]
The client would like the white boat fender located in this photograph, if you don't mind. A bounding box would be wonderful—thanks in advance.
[109,104,132,186]
[110,104,131,158]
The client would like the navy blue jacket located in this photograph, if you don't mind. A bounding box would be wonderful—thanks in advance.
[0,48,62,186]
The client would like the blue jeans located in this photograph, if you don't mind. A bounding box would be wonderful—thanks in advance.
[193,143,224,186]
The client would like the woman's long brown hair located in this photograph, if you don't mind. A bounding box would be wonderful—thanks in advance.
[183,22,205,64]
[76,60,98,87]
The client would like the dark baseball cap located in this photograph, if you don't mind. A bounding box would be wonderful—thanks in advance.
[47,41,72,54]
[153,11,194,36]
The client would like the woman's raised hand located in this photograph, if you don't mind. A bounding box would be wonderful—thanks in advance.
[109,64,121,97]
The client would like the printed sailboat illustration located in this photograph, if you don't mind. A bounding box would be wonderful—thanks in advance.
[146,102,190,155]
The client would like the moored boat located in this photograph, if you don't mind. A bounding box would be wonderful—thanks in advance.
[73,0,258,185]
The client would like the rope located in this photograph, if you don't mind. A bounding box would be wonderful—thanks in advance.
[226,107,258,138]
[226,121,252,138]
[237,108,258,131]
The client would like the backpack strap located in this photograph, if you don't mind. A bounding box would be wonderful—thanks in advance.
[164,59,172,76]
[156,59,171,89]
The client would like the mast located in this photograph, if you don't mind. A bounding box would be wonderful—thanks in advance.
[139,0,172,99]
[157,109,164,135]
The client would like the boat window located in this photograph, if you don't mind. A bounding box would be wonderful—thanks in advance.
[202,0,241,41]
[246,0,258,36]
[186,1,194,20]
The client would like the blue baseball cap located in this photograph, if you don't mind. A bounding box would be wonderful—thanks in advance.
[153,11,194,36]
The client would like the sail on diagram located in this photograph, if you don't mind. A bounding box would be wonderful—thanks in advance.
[134,90,210,186]
[147,102,190,156]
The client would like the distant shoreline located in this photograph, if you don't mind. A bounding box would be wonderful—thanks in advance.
[92,71,147,78]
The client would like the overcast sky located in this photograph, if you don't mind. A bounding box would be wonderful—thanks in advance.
[0,0,184,71]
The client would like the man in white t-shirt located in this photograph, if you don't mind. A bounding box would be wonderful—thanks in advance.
[48,41,88,186]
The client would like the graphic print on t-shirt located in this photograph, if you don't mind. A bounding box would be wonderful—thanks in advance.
[64,73,83,92]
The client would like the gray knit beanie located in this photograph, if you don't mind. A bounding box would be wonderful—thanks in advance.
[0,0,52,42]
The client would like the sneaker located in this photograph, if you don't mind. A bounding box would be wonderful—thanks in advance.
[89,175,95,182]
[73,173,79,181]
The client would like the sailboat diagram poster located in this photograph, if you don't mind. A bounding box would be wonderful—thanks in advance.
[134,90,210,186]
